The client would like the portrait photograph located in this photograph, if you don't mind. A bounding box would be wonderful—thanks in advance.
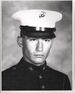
[1,0,74,93]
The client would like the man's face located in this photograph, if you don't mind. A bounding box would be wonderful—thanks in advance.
[18,36,53,66]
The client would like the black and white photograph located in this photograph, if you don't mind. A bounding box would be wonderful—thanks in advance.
[1,0,73,91]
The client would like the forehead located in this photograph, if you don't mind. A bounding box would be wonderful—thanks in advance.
[23,36,52,40]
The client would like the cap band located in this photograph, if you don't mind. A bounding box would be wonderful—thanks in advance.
[20,26,56,39]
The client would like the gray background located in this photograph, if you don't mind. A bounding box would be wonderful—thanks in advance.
[2,1,72,86]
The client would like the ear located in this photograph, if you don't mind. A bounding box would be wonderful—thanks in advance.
[17,36,23,47]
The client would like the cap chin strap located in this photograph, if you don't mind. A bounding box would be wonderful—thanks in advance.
[20,26,56,39]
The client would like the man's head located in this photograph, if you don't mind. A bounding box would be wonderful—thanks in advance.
[12,9,62,66]
[17,35,53,66]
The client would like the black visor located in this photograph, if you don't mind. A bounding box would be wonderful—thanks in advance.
[20,26,56,39]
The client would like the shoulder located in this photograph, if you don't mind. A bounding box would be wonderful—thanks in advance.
[46,65,69,79]
[46,65,71,82]
[2,64,18,77]
[46,66,71,90]
[2,58,28,77]
[2,58,23,76]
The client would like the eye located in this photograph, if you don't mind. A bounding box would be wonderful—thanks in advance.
[29,38,37,41]
[44,39,50,42]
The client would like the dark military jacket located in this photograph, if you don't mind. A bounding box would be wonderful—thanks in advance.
[2,58,71,90]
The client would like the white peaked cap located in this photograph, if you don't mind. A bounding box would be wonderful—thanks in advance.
[12,9,62,28]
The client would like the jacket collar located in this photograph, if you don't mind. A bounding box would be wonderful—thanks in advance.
[18,57,46,72]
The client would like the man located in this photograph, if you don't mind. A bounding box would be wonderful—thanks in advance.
[2,9,71,90]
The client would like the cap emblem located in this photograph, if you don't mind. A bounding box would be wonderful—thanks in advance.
[39,11,46,18]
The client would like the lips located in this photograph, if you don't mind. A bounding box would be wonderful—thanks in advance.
[34,54,44,58]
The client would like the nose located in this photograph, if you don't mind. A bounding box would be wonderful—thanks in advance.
[36,39,43,52]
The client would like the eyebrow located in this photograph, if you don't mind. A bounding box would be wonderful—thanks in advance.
[27,36,51,40]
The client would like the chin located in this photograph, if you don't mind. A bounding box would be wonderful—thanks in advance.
[32,58,45,65]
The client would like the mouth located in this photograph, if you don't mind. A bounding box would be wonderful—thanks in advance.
[34,54,44,58]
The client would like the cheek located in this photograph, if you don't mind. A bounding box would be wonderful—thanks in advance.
[24,41,36,54]
[43,42,52,54]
